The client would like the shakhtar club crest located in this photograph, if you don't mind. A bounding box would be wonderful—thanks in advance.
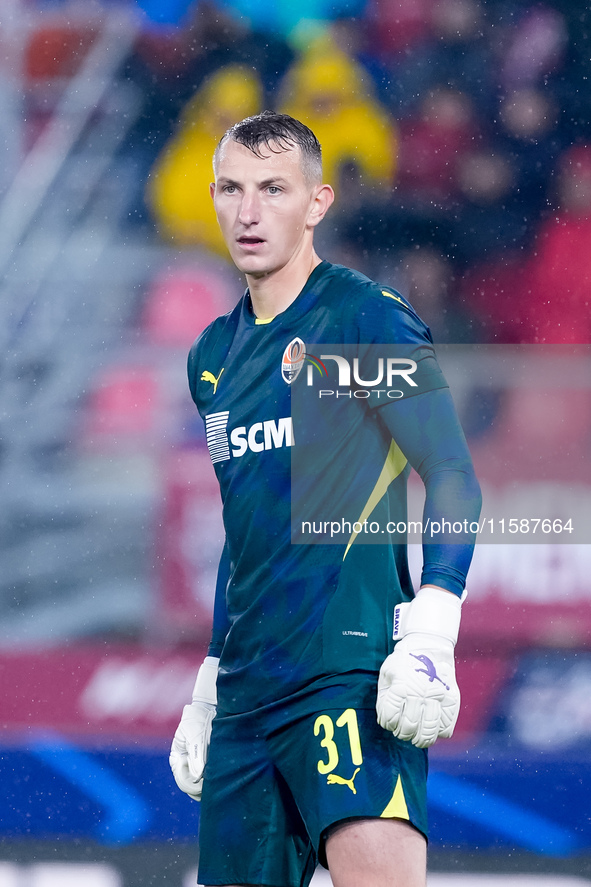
[281,337,306,384]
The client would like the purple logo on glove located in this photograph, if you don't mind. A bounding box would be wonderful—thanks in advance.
[410,654,450,691]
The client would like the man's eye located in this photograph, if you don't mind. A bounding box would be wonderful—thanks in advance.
[267,186,281,195]
[223,185,237,194]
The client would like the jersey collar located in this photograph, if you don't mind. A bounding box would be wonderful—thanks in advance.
[243,261,330,327]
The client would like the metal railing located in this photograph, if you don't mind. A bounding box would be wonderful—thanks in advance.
[0,5,167,647]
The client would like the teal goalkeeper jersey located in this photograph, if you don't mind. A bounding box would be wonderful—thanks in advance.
[188,261,474,714]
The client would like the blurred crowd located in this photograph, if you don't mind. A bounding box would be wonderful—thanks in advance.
[117,0,591,346]
[1,0,587,686]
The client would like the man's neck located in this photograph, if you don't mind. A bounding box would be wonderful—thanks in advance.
[246,251,323,320]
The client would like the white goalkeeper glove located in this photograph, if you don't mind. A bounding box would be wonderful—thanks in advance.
[377,586,463,749]
[170,656,218,801]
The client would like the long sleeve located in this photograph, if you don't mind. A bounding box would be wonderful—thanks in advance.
[378,387,482,597]
[207,540,232,658]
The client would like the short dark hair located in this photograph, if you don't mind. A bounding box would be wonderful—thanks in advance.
[214,111,323,184]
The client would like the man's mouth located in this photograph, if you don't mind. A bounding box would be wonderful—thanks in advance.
[237,235,265,245]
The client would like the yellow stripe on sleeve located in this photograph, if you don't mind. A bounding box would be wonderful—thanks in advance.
[343,439,407,559]
[382,290,406,305]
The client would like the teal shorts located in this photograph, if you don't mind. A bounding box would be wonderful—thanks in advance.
[197,686,428,887]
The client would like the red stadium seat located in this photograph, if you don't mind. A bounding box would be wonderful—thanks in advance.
[21,16,102,151]
[142,265,236,347]
[83,364,159,438]
[25,24,98,80]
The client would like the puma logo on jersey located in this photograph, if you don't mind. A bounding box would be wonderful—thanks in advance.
[327,767,361,794]
[204,412,294,463]
[201,368,224,394]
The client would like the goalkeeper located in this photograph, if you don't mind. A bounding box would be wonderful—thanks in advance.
[170,112,481,887]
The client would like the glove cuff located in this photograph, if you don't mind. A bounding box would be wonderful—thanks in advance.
[192,656,219,705]
[393,586,462,646]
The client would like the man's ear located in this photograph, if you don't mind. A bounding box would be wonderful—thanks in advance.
[209,182,215,201]
[307,184,335,228]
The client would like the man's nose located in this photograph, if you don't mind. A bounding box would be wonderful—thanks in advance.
[238,190,260,225]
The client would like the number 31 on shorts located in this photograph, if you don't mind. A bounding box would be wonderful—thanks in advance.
[314,709,363,774]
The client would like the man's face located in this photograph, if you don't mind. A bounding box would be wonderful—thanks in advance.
[211,139,322,279]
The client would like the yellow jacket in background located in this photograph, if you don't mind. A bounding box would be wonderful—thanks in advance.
[280,43,397,193]
[147,65,262,255]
